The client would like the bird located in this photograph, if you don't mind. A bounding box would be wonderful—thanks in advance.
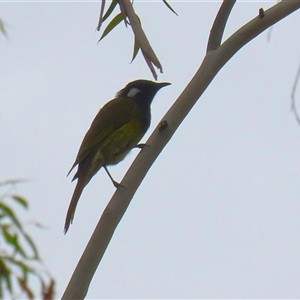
[64,79,171,233]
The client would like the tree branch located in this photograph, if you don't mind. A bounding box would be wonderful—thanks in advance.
[207,0,236,52]
[62,1,300,299]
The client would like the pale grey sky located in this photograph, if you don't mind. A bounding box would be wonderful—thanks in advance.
[1,1,300,298]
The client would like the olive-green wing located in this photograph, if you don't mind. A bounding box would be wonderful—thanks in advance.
[68,97,137,173]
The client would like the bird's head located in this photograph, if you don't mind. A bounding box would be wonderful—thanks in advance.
[116,79,171,106]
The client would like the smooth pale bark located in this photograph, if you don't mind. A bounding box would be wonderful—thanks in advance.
[62,1,300,299]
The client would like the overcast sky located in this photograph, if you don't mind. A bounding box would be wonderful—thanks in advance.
[1,1,300,298]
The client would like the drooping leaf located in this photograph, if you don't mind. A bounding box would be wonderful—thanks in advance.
[0,183,55,299]
[99,13,124,42]
[22,231,40,260]
[131,36,140,63]
[130,14,141,63]
[0,257,12,294]
[17,277,35,300]
[0,203,22,229]
[18,259,30,280]
[2,227,27,258]
[42,279,55,300]
[162,0,178,16]
[2,226,17,248]
[4,256,39,287]
[12,195,28,209]
[0,18,7,36]
[102,0,118,23]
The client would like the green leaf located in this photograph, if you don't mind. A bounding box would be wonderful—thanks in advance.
[130,14,141,63]
[0,257,12,294]
[11,195,28,209]
[2,227,27,258]
[0,199,39,259]
[102,0,118,23]
[0,18,7,37]
[131,36,140,63]
[22,232,39,260]
[3,256,38,284]
[2,226,16,246]
[99,13,124,42]
[162,0,178,16]
[0,203,22,229]
[0,183,55,299]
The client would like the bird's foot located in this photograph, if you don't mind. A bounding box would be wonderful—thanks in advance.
[135,143,150,149]
[113,180,125,189]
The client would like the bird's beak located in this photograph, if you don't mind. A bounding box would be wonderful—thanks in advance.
[158,82,171,89]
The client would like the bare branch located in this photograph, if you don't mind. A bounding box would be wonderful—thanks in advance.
[62,1,300,299]
[207,0,236,52]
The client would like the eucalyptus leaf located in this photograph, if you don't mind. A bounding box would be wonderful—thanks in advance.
[162,0,178,16]
[0,257,12,293]
[99,13,124,42]
[131,36,140,63]
[12,195,28,209]
[102,0,118,23]
[130,14,141,63]
[0,203,22,229]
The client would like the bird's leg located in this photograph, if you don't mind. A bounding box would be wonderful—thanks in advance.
[103,165,124,188]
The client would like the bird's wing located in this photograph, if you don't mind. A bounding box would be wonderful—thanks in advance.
[68,97,137,174]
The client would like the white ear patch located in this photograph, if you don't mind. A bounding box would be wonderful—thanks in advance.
[127,87,141,98]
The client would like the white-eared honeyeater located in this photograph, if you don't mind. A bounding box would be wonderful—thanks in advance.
[64,79,171,233]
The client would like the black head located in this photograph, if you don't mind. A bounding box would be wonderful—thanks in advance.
[116,79,171,106]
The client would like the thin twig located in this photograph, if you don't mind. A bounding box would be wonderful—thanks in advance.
[96,0,106,31]
[291,61,300,124]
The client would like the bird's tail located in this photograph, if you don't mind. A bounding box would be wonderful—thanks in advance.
[64,178,86,234]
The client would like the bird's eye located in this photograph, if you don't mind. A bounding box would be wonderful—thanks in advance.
[127,88,141,98]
